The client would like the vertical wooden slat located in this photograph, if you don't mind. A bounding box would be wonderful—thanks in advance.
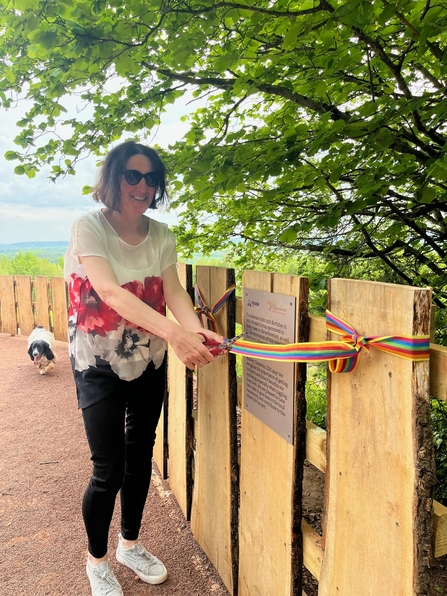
[153,369,168,479]
[238,271,308,596]
[50,277,68,341]
[318,279,435,596]
[15,275,35,336]
[0,275,18,335]
[163,263,194,511]
[430,343,447,403]
[191,266,237,595]
[34,276,51,330]
[433,501,447,558]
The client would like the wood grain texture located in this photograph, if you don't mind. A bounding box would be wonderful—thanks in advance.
[318,279,435,596]
[190,266,237,595]
[433,501,447,558]
[238,271,308,596]
[430,343,447,402]
[153,372,168,480]
[50,277,68,341]
[34,276,51,330]
[0,276,17,335]
[164,263,194,513]
[15,276,35,336]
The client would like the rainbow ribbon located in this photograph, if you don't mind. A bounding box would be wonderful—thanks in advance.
[194,284,236,332]
[229,310,430,373]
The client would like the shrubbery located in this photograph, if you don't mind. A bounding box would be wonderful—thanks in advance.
[431,399,447,506]
[0,252,63,278]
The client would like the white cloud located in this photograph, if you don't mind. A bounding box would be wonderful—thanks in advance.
[0,91,199,244]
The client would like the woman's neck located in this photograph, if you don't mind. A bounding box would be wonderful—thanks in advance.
[102,209,149,245]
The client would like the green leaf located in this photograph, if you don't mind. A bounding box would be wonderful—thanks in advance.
[4,151,19,161]
[279,227,298,244]
[378,4,396,25]
[421,185,437,203]
[32,31,60,50]
[283,23,303,50]
[171,180,183,191]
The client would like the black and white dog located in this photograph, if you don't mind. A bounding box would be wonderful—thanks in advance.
[27,326,56,375]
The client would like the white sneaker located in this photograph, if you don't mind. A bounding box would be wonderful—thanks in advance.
[86,560,124,596]
[116,534,168,584]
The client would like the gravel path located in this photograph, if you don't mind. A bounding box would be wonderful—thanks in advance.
[0,334,230,596]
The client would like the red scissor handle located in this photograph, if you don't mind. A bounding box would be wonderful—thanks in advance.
[197,332,228,356]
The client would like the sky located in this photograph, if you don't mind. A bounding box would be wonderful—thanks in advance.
[0,94,195,245]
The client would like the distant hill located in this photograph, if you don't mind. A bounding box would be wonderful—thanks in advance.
[0,241,69,263]
[0,241,68,250]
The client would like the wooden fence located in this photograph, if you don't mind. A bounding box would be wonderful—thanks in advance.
[0,275,68,341]
[1,270,447,595]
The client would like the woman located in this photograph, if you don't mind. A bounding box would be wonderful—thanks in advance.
[64,141,222,596]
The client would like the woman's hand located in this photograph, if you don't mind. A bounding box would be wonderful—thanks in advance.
[167,327,223,371]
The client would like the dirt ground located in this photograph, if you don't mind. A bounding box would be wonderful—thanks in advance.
[1,333,446,595]
[0,334,230,596]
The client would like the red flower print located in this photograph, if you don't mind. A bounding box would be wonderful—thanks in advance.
[68,274,82,318]
[69,274,166,337]
[69,274,121,336]
[143,276,165,315]
[121,277,165,317]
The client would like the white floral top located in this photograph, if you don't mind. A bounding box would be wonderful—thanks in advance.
[64,210,177,381]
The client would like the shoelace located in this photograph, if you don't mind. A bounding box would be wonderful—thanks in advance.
[92,565,120,594]
[129,544,160,572]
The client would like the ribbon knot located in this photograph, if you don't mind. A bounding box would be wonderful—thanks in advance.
[353,335,368,352]
[194,284,236,332]
[325,311,429,372]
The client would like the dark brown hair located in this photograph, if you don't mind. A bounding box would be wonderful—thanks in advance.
[92,141,168,210]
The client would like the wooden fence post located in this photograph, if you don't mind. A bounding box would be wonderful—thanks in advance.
[318,279,435,596]
[153,263,193,484]
[15,275,35,336]
[50,277,68,341]
[34,276,51,330]
[190,265,238,595]
[161,263,194,510]
[0,276,17,335]
[238,271,309,596]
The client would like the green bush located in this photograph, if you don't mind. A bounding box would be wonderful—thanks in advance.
[305,363,327,430]
[0,252,63,277]
[431,398,447,507]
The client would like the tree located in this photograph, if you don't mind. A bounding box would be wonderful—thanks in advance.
[0,0,446,308]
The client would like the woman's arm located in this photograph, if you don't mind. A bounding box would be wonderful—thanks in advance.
[80,256,220,369]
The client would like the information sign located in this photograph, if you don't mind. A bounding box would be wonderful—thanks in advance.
[243,288,296,444]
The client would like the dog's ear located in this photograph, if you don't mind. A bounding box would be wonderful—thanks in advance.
[44,345,55,360]
[28,344,35,361]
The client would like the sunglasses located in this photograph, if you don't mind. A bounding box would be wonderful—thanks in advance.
[123,169,158,187]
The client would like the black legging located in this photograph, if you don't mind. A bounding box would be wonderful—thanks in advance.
[79,360,166,559]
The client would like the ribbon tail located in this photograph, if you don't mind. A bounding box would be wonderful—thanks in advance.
[329,353,360,373]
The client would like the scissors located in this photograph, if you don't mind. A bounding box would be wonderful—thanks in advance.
[197,332,244,357]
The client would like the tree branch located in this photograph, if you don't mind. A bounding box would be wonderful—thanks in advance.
[161,0,324,18]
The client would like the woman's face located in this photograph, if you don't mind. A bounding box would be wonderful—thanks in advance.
[119,154,156,214]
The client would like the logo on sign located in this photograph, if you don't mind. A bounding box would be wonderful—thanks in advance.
[268,300,287,315]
